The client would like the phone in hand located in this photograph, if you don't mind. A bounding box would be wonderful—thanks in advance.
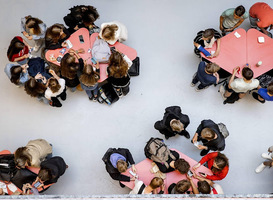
[33,181,42,188]
[110,46,116,53]
[187,170,193,177]
[199,172,206,176]
[79,35,84,43]
[91,57,97,65]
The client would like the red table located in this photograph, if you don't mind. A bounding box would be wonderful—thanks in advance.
[202,28,273,78]
[121,149,212,193]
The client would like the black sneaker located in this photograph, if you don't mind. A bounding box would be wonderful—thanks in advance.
[117,90,123,97]
[93,96,98,102]
[252,92,265,103]
[200,149,210,156]
[89,96,94,101]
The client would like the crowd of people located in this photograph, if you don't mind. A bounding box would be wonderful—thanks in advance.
[191,3,273,104]
[5,5,134,107]
[0,139,67,195]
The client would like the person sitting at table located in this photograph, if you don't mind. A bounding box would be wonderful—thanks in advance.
[129,177,165,194]
[21,15,47,52]
[102,148,137,188]
[63,5,100,34]
[99,21,128,45]
[155,156,190,174]
[192,171,224,194]
[45,24,71,50]
[249,2,273,38]
[7,36,31,64]
[78,62,100,101]
[33,156,68,187]
[45,70,67,108]
[14,139,52,168]
[252,82,273,103]
[220,66,259,100]
[191,61,220,91]
[193,152,229,181]
[168,175,199,194]
[255,145,273,173]
[219,5,248,36]
[4,63,29,86]
[154,106,190,140]
[193,28,221,59]
[107,50,132,96]
[191,119,225,156]
[24,77,49,104]
[60,48,84,92]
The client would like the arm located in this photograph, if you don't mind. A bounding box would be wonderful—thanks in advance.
[213,72,220,84]
[214,38,221,57]
[219,16,224,31]
[13,54,29,62]
[260,27,269,35]
[187,174,199,194]
[22,38,32,49]
[231,19,245,30]
[109,172,131,182]
[228,66,240,89]
[125,149,135,165]
[191,132,199,143]
[49,69,60,80]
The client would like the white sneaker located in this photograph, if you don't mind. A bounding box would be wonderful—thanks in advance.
[219,85,226,100]
[255,163,266,173]
[262,153,272,160]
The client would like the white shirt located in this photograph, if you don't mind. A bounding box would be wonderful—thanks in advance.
[230,78,259,93]
[211,183,224,194]
[45,78,66,99]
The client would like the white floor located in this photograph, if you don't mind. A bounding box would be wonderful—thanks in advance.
[0,0,272,195]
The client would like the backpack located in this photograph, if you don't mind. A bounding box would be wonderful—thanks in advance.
[144,137,175,168]
[218,123,229,138]
[257,74,273,88]
[0,154,17,182]
[91,37,111,62]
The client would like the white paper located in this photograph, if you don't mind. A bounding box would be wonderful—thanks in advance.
[234,32,241,38]
[258,37,265,43]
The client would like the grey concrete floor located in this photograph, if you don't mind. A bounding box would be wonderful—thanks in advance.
[0,0,272,195]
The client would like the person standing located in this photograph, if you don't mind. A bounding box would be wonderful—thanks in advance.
[255,146,273,173]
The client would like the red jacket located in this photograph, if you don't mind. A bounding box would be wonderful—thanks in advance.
[199,152,229,181]
[10,36,29,62]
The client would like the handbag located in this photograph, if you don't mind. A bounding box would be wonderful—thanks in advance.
[128,57,140,76]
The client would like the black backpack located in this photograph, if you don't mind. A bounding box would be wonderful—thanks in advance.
[0,154,17,182]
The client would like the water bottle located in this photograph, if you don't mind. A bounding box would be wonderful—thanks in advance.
[99,88,111,105]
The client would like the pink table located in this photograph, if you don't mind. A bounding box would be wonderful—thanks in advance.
[202,28,273,78]
[89,33,137,82]
[121,149,212,193]
[45,28,91,66]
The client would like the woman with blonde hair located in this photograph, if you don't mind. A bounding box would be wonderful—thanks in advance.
[79,61,100,101]
[21,15,47,52]
[45,24,71,50]
[130,177,165,194]
[99,21,128,45]
[107,50,132,96]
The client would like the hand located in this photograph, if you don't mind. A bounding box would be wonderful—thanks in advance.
[49,69,55,75]
[193,42,199,48]
[213,72,219,77]
[22,31,29,37]
[161,183,165,191]
[191,133,198,143]
[197,145,208,150]
[233,66,240,74]
[77,48,85,54]
[61,41,67,47]
[35,73,43,79]
[24,54,29,59]
[199,172,207,177]
[192,170,198,178]
[186,174,192,180]
[193,163,201,171]
[131,164,137,173]
[130,176,136,181]
[68,49,75,54]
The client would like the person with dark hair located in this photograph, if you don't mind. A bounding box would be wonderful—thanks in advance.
[21,15,47,52]
[7,36,31,64]
[24,77,48,104]
[63,5,100,34]
[102,148,136,188]
[99,21,128,45]
[193,28,221,59]
[130,177,165,194]
[4,63,29,86]
[191,62,220,91]
[255,145,273,173]
[154,106,190,140]
[191,119,225,156]
[14,139,52,169]
[60,48,85,91]
[45,24,71,50]
[252,82,273,103]
[249,2,273,37]
[78,61,100,101]
[33,156,67,188]
[193,152,229,181]
[107,50,132,96]
[168,174,199,194]
[220,5,248,36]
[45,70,67,107]
[220,66,259,100]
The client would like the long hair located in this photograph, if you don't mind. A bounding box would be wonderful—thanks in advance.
[24,78,47,97]
[48,78,61,93]
[60,53,79,79]
[25,16,43,35]
[82,6,100,25]
[108,51,129,78]
[45,24,66,44]
[101,24,118,41]
[212,152,229,173]
[7,37,25,61]
[10,65,23,85]
[14,147,32,168]
[79,64,100,87]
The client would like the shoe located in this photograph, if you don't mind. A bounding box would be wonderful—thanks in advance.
[219,85,227,100]
[89,96,94,101]
[93,96,98,102]
[191,82,196,87]
[262,152,272,160]
[255,163,266,173]
[119,182,125,188]
[180,130,190,139]
[252,92,265,103]
[117,89,123,97]
[200,149,210,156]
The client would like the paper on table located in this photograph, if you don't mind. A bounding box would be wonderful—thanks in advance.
[66,40,73,49]
[258,37,265,43]
[211,51,215,55]
[234,32,241,38]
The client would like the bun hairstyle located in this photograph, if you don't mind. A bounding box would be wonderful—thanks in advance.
[25,16,43,35]
[108,51,129,78]
[10,65,23,85]
[79,64,100,87]
[7,37,25,61]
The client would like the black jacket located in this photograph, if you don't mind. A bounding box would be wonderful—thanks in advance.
[154,106,190,138]
[40,156,67,185]
[196,119,225,151]
[45,27,71,50]
[102,148,135,182]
